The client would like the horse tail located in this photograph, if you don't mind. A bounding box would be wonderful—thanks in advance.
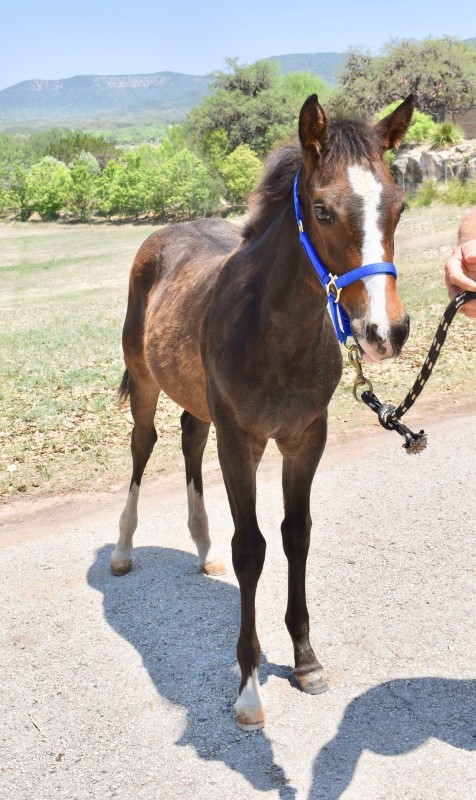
[118,368,131,402]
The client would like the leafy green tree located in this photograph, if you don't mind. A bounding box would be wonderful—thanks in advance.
[197,129,229,173]
[27,156,73,219]
[160,149,218,219]
[277,71,330,113]
[220,144,262,205]
[29,129,120,170]
[95,153,151,218]
[336,37,476,118]
[9,164,31,220]
[68,152,100,220]
[188,60,297,154]
[0,165,11,216]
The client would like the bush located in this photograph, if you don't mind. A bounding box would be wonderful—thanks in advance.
[220,144,262,205]
[410,180,440,207]
[440,176,476,205]
[430,122,464,150]
[27,156,73,219]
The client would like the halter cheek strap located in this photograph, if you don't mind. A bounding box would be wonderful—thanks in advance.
[293,170,398,344]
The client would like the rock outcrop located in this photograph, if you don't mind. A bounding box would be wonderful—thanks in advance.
[392,141,476,192]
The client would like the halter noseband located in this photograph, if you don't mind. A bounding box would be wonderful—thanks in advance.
[293,170,398,344]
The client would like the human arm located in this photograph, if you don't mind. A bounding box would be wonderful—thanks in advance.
[444,209,476,319]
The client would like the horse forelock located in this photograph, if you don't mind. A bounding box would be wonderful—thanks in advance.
[243,117,382,242]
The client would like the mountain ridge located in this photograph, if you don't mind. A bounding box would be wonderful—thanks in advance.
[1,41,474,128]
[0,53,346,126]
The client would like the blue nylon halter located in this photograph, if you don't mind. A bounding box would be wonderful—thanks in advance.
[293,170,398,344]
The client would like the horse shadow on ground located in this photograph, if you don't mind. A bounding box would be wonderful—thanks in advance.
[88,545,475,800]
[88,544,298,799]
[309,678,475,799]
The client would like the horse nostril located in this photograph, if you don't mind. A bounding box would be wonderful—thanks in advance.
[391,315,410,354]
[366,323,384,348]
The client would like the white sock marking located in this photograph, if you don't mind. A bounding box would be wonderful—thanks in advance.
[234,669,264,723]
[187,479,217,565]
[118,482,139,548]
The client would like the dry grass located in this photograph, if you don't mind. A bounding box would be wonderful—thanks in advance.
[1,205,474,499]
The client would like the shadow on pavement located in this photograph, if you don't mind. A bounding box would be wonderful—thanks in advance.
[308,676,476,799]
[88,545,475,800]
[88,544,297,799]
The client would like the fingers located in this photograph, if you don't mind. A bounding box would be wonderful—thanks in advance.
[444,241,476,318]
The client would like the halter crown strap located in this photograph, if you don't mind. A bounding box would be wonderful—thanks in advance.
[293,170,398,343]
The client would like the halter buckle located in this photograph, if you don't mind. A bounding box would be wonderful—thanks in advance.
[345,344,374,402]
[326,274,342,304]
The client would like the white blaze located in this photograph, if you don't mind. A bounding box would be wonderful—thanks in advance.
[347,164,390,345]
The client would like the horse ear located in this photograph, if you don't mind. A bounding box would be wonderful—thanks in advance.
[375,94,415,151]
[299,94,328,167]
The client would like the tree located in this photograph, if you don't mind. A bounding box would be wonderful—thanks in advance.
[220,144,262,205]
[336,37,476,118]
[188,60,298,155]
[68,152,100,220]
[29,130,120,170]
[95,153,151,218]
[160,149,219,219]
[26,157,73,219]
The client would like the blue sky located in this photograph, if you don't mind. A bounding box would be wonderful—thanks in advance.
[1,0,474,91]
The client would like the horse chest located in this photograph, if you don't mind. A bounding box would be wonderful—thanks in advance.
[214,342,342,437]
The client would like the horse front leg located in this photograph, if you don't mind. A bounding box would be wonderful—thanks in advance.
[215,420,267,730]
[278,413,329,695]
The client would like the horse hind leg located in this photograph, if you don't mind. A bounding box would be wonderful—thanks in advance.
[112,369,159,576]
[181,411,226,576]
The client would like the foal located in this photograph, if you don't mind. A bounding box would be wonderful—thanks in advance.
[113,95,414,729]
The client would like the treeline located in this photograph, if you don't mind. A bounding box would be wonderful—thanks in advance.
[0,126,265,222]
[0,38,475,223]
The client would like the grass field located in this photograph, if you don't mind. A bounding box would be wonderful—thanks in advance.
[1,204,475,499]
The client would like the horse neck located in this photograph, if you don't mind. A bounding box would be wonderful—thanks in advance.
[254,199,328,337]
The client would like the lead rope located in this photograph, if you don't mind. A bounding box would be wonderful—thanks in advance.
[347,290,476,454]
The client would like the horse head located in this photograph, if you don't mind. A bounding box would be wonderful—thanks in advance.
[298,94,414,362]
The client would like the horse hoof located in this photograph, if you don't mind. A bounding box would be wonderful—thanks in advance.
[201,557,226,577]
[296,669,329,695]
[237,716,266,731]
[111,549,133,576]
[236,708,266,731]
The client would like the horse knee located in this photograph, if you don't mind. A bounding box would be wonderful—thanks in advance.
[232,529,266,578]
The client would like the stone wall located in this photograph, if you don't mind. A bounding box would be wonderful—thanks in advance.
[453,110,476,139]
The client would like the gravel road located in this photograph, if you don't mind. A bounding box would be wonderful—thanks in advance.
[1,412,475,800]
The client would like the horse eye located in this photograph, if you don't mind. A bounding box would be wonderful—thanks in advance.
[314,206,332,223]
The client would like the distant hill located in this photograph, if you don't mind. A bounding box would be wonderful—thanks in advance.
[0,53,346,128]
[0,41,474,129]
[0,72,212,127]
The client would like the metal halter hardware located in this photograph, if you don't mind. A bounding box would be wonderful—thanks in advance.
[293,170,398,344]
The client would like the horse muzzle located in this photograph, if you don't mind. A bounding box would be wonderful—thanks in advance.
[356,314,410,362]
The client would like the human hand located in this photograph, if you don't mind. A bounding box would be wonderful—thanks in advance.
[444,239,476,319]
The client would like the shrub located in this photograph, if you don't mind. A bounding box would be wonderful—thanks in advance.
[440,176,476,205]
[430,123,464,150]
[27,156,73,219]
[410,180,440,207]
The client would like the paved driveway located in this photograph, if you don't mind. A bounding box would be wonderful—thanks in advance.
[1,413,475,799]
